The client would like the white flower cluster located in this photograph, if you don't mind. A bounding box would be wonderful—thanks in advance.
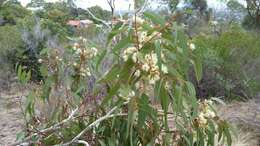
[122,46,138,62]
[73,45,98,59]
[210,20,218,26]
[38,55,63,64]
[122,43,168,85]
[38,58,43,63]
[79,67,91,77]
[143,53,159,84]
[71,37,98,77]
[138,31,162,48]
[130,16,162,48]
[197,100,216,127]
[138,52,168,85]
[73,38,98,59]
[188,42,196,51]
[55,56,63,62]
[122,16,168,88]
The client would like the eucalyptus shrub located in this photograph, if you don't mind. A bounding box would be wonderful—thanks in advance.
[16,12,231,146]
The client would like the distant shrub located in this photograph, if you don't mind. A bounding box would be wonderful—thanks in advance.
[0,25,23,62]
[194,25,260,99]
[0,15,70,80]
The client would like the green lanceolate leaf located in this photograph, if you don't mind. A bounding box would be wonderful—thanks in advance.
[191,57,203,82]
[98,64,121,83]
[223,122,232,146]
[107,22,127,43]
[173,85,183,112]
[160,82,170,114]
[155,40,162,70]
[127,97,138,146]
[185,81,196,97]
[113,35,131,54]
[95,49,107,71]
[144,12,165,26]
[207,121,216,146]
[101,83,120,106]
[185,81,198,117]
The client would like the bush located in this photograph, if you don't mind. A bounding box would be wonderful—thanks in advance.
[15,13,232,146]
[193,25,260,99]
[6,15,69,80]
[0,25,23,63]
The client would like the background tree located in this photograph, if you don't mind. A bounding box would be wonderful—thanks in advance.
[26,0,45,8]
[227,0,247,23]
[0,2,31,25]
[86,5,112,22]
[243,0,260,29]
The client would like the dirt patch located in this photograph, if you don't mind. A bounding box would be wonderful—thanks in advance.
[0,85,27,145]
[218,99,260,133]
[217,99,260,146]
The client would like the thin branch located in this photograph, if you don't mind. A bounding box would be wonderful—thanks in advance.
[85,7,111,29]
[10,107,79,146]
[106,0,115,17]
[106,0,116,27]
[137,0,149,15]
[56,103,128,146]
[76,140,90,146]
[56,114,127,146]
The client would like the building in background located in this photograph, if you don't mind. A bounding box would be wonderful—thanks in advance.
[67,19,93,28]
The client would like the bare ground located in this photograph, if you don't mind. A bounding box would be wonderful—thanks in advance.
[218,99,260,146]
[0,85,26,146]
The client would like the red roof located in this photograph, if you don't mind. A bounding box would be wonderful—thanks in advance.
[67,20,80,26]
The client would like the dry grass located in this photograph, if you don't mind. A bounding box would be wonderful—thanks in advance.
[230,128,258,146]
[217,99,260,146]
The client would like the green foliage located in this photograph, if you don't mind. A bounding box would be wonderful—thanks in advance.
[0,25,23,54]
[16,12,232,146]
[241,0,260,29]
[0,2,73,80]
[227,0,246,12]
[15,64,31,85]
[0,3,31,24]
[0,24,24,73]
[26,0,45,8]
[194,25,260,99]
[41,2,71,24]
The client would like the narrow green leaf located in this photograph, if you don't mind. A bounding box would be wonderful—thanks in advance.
[99,65,120,83]
[224,122,232,146]
[101,83,120,106]
[96,49,107,71]
[155,40,162,70]
[112,35,130,54]
[191,57,202,82]
[107,22,126,43]
[17,65,22,81]
[98,140,106,146]
[185,81,196,97]
[144,12,165,26]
